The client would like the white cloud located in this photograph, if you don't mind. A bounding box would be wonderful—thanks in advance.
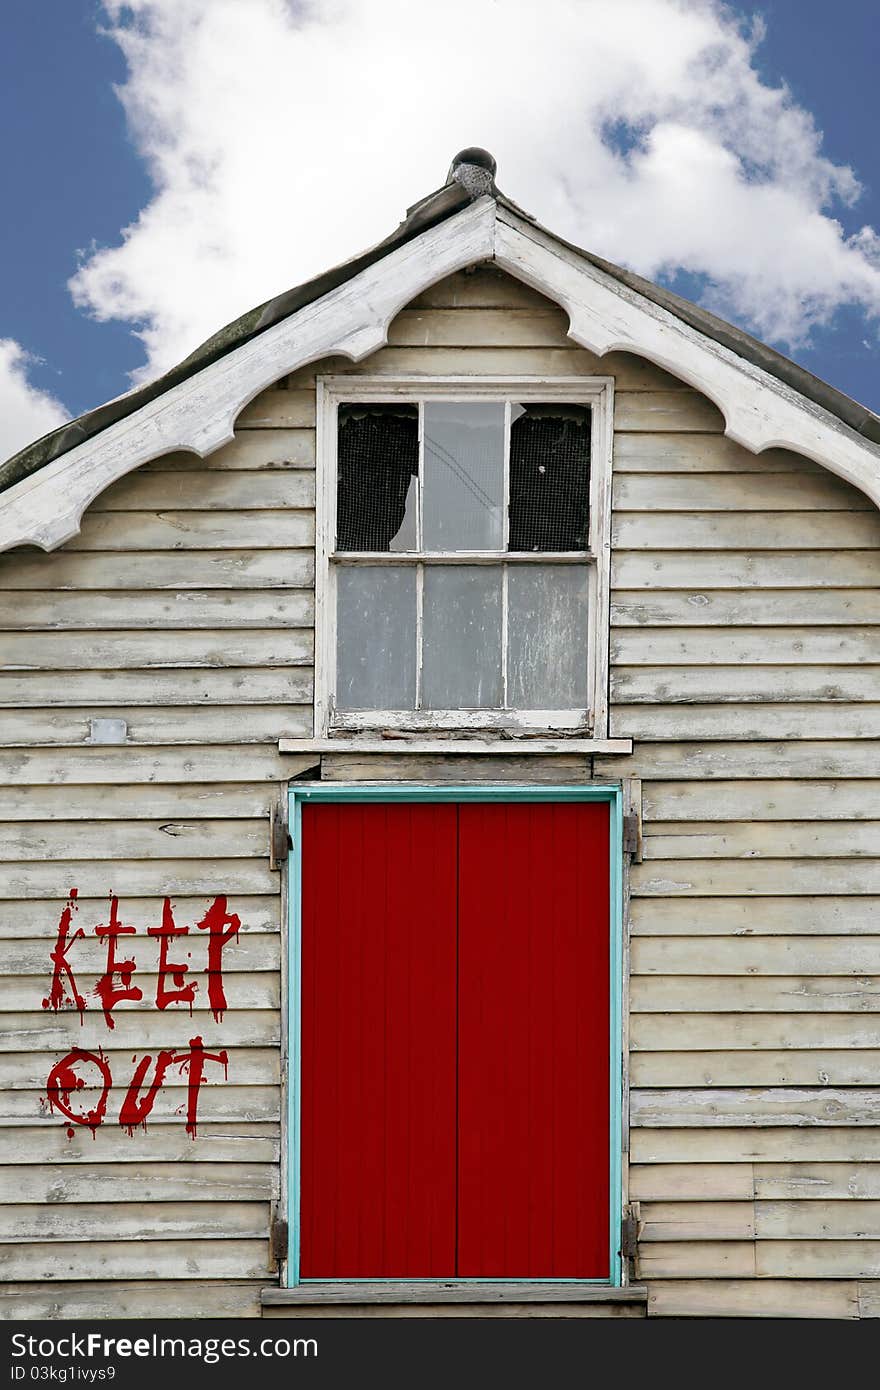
[0,341,69,463]
[69,0,880,382]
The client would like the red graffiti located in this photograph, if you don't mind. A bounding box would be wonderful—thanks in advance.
[42,889,87,1017]
[148,899,196,1011]
[173,1037,229,1140]
[46,1047,111,1135]
[118,1050,175,1135]
[196,896,241,1023]
[94,897,143,1030]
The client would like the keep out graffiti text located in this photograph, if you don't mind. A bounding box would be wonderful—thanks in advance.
[41,890,239,1140]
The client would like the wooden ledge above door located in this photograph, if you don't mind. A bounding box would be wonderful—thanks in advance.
[278,738,633,756]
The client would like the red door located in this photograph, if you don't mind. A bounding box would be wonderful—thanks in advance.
[299,799,610,1280]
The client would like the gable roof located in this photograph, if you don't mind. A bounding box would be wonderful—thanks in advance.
[3,147,880,553]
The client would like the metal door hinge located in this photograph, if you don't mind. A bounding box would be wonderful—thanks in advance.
[622,810,641,858]
[269,806,292,870]
[620,1201,642,1275]
[270,1212,289,1267]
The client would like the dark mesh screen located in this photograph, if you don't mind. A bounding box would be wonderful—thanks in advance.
[336,404,419,551]
[508,404,590,551]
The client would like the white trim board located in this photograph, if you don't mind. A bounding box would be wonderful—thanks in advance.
[3,193,880,554]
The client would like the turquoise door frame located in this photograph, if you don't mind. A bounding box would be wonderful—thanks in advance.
[285,783,625,1287]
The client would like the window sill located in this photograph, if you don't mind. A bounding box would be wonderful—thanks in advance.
[278,737,632,756]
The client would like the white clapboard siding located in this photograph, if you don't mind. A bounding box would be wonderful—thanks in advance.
[0,706,311,747]
[0,745,313,783]
[613,512,880,549]
[631,860,880,896]
[629,1164,756,1202]
[630,896,880,936]
[754,1164,880,1199]
[598,742,880,779]
[612,591,880,626]
[236,387,315,427]
[642,822,880,859]
[613,705,880,740]
[94,471,314,512]
[631,1130,880,1164]
[0,894,280,935]
[632,1051,880,1087]
[0,549,313,590]
[647,1280,859,1318]
[631,1089,880,1127]
[2,1163,277,1204]
[1,631,312,670]
[615,474,871,512]
[0,785,278,821]
[633,977,880,1013]
[0,818,267,861]
[643,779,880,822]
[64,510,314,551]
[0,1047,280,1089]
[0,1201,269,1242]
[0,668,312,707]
[631,1015,880,1052]
[147,429,315,470]
[633,937,880,975]
[0,1281,264,1320]
[613,551,880,588]
[613,436,820,474]
[0,1241,270,1281]
[754,1200,880,1239]
[0,1085,278,1122]
[0,1122,279,1164]
[0,860,277,898]
[0,590,314,629]
[2,934,280,975]
[612,628,880,665]
[1,971,278,1012]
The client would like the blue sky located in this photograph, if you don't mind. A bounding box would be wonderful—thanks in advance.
[2,0,880,457]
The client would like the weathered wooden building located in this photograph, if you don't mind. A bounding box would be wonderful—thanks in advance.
[2,148,880,1320]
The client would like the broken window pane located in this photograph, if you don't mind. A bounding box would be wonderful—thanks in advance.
[336,566,416,709]
[422,566,503,709]
[336,404,419,552]
[423,402,505,551]
[507,565,588,708]
[508,404,590,551]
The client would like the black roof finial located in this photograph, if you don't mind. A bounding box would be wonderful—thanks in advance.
[449,147,497,197]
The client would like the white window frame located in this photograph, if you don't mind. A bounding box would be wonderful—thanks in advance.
[314,375,614,739]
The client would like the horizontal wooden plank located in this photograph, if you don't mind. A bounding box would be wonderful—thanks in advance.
[0,784,277,821]
[612,627,880,665]
[386,306,571,349]
[613,512,880,550]
[757,1242,880,1278]
[0,1239,270,1281]
[647,1279,859,1318]
[0,705,311,747]
[95,471,314,512]
[631,1087,880,1127]
[0,817,268,862]
[612,550,880,589]
[755,1200,880,1239]
[614,473,867,512]
[632,1014,880,1052]
[0,1162,276,1204]
[632,859,880,897]
[319,753,590,783]
[614,392,724,433]
[63,510,314,551]
[633,937,880,976]
[642,823,880,861]
[639,1201,755,1241]
[0,1121,278,1163]
[0,1083,279,1121]
[148,429,315,471]
[0,745,312,785]
[612,590,880,627]
[0,668,312,708]
[3,927,279,974]
[0,1201,268,1242]
[598,742,880,780]
[2,1010,279,1053]
[0,1046,279,1090]
[0,590,313,630]
[0,630,312,670]
[235,388,315,427]
[0,1279,264,1319]
[0,549,313,590]
[0,894,280,938]
[617,656,880,700]
[0,859,277,898]
[632,1051,880,1087]
[614,704,880,740]
[612,435,817,473]
[632,1129,880,1163]
[407,268,554,310]
[629,1164,755,1202]
[631,896,880,936]
[755,1164,880,1200]
[2,968,277,1013]
[644,779,880,822]
[860,1282,880,1317]
[633,976,880,1014]
[637,1242,755,1278]
[290,345,614,382]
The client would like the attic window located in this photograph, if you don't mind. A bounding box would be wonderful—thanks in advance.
[317,378,613,737]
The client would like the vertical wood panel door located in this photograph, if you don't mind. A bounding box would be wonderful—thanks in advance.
[298,798,612,1281]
